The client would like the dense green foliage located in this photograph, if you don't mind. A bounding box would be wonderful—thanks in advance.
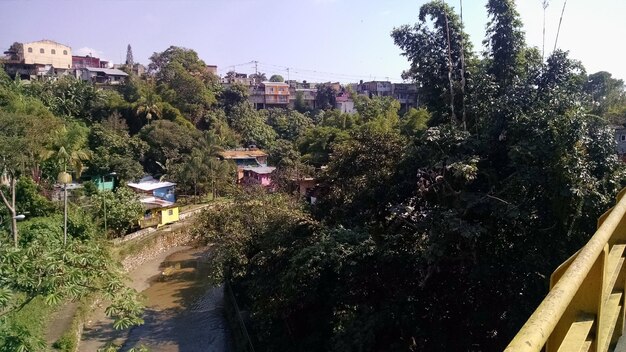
[196,1,626,351]
[2,3,626,349]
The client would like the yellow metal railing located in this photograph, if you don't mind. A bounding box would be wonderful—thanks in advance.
[505,189,626,352]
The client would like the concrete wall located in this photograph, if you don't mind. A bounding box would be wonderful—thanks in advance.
[22,40,72,68]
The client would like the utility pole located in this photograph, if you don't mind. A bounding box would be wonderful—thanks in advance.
[287,68,290,81]
[542,1,550,61]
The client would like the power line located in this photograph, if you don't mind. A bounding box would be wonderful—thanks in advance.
[217,60,399,83]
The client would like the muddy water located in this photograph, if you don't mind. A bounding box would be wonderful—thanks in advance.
[121,247,231,352]
[80,246,231,352]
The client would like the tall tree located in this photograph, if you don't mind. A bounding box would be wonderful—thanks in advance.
[148,46,217,125]
[392,1,474,126]
[484,0,526,88]
[315,84,337,111]
[125,44,134,67]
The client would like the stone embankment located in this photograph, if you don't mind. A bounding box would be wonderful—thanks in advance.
[50,203,216,352]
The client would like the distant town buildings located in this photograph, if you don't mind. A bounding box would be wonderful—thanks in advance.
[1,39,419,112]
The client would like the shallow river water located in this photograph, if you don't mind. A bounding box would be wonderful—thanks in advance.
[80,246,232,352]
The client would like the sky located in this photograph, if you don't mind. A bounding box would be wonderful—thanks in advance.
[1,0,624,83]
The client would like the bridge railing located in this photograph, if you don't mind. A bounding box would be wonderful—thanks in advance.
[505,189,626,352]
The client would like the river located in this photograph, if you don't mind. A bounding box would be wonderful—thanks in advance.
[79,246,232,352]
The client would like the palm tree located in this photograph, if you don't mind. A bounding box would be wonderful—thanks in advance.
[42,125,91,246]
[182,149,206,196]
[199,131,234,199]
[134,89,162,124]
[43,125,92,180]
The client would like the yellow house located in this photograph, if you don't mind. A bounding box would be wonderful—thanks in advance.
[127,177,180,229]
[139,204,179,229]
[18,40,72,69]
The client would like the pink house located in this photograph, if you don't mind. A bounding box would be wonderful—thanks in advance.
[242,166,276,187]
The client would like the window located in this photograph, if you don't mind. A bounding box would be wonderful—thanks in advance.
[27,47,32,53]
[63,50,67,55]
[168,209,173,216]
[40,48,44,54]
[51,49,56,54]
[621,135,626,141]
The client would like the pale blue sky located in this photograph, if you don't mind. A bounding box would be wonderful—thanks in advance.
[1,0,624,82]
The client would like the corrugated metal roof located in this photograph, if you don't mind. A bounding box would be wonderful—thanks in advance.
[242,166,276,174]
[127,180,176,191]
[84,67,128,76]
[220,150,268,159]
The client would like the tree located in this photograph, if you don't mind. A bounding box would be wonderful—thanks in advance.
[42,122,91,180]
[293,91,309,113]
[391,1,474,126]
[400,107,431,136]
[315,84,337,110]
[230,104,277,149]
[92,187,143,236]
[265,108,313,141]
[218,83,249,117]
[298,126,350,167]
[250,72,267,85]
[134,85,162,124]
[25,76,105,122]
[126,44,134,67]
[139,119,202,175]
[175,132,233,198]
[0,217,145,349]
[484,0,526,88]
[583,71,625,118]
[148,46,217,125]
[269,74,284,82]
[0,112,59,246]
[87,114,148,182]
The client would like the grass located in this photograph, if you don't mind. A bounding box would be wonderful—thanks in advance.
[52,296,94,352]
[12,295,58,338]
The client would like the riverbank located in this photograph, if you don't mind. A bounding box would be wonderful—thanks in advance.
[121,247,231,352]
[79,246,189,351]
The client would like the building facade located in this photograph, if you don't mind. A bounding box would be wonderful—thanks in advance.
[78,67,128,85]
[72,55,108,69]
[249,81,290,109]
[392,83,419,111]
[3,40,73,79]
[18,40,72,68]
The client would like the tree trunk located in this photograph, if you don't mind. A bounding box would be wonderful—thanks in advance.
[63,184,68,246]
[10,178,17,246]
[443,11,457,123]
[0,176,18,246]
